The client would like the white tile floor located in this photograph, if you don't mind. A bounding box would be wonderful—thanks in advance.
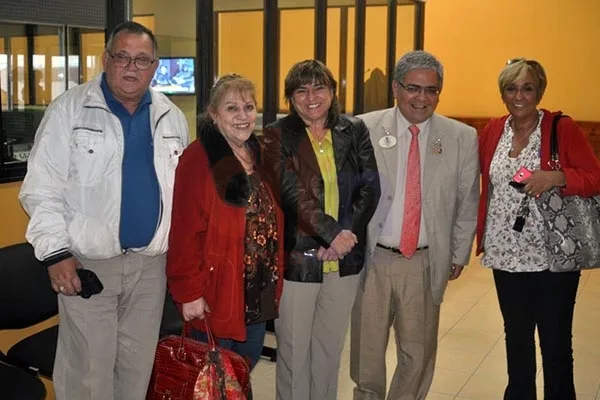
[250,257,600,399]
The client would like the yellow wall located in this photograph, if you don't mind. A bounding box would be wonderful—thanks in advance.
[218,11,264,109]
[132,15,155,33]
[279,9,315,111]
[0,182,28,247]
[425,1,600,121]
[214,2,600,120]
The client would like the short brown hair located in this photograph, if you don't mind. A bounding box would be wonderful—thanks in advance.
[284,59,340,128]
[498,58,547,102]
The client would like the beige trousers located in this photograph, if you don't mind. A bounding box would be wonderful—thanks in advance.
[53,252,166,400]
[275,273,360,400]
[350,248,440,400]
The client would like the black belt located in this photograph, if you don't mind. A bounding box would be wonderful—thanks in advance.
[376,243,429,256]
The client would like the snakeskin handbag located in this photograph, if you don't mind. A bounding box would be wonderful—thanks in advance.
[535,114,600,272]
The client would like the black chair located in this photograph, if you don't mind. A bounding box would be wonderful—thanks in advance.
[0,242,55,398]
[0,242,58,378]
[6,326,57,378]
[261,320,277,362]
[0,361,47,400]
[0,242,185,377]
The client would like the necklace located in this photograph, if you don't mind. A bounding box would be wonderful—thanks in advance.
[509,113,540,153]
[309,128,327,154]
[231,145,254,173]
[317,140,325,153]
[510,132,532,153]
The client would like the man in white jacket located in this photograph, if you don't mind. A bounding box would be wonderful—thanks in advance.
[19,21,189,400]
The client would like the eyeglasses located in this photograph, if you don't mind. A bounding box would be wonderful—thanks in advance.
[398,82,440,98]
[108,53,155,70]
[506,58,541,67]
[506,58,545,76]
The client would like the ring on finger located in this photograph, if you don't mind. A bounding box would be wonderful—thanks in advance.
[59,286,65,293]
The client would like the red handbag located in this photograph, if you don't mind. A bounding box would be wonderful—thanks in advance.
[146,319,251,400]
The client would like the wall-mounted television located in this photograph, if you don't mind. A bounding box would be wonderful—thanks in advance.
[150,57,195,95]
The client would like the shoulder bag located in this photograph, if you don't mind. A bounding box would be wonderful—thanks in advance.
[535,114,600,272]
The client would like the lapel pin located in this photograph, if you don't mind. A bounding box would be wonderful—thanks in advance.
[432,138,442,154]
[378,130,397,149]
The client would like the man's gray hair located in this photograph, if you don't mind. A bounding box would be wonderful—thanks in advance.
[393,50,444,88]
[105,21,158,58]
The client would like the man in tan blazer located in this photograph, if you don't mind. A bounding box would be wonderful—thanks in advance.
[351,50,479,400]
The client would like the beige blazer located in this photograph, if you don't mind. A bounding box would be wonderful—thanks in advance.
[358,108,480,305]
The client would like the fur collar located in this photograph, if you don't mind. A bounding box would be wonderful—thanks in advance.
[198,120,260,207]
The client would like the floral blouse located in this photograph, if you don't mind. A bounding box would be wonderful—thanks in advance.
[481,110,548,272]
[243,173,279,324]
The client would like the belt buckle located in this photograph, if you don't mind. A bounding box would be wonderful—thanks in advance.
[377,243,428,257]
[377,243,402,255]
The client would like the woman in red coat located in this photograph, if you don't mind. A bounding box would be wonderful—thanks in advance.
[477,58,600,400]
[166,74,285,372]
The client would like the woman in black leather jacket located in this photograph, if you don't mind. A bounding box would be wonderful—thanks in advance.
[263,59,380,400]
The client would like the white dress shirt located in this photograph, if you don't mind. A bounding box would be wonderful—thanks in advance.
[378,108,429,249]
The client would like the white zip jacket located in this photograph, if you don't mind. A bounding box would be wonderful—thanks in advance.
[19,75,190,263]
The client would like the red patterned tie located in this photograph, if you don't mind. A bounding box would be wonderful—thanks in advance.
[399,125,421,259]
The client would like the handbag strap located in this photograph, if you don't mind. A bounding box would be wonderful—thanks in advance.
[549,113,567,170]
[177,317,218,359]
[177,318,232,400]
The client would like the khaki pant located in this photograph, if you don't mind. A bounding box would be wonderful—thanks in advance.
[53,252,166,400]
[350,248,440,400]
[275,273,360,400]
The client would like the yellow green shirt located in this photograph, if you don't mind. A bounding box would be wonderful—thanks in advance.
[306,128,339,273]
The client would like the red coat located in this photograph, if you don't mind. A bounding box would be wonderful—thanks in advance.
[477,109,600,255]
[167,125,285,341]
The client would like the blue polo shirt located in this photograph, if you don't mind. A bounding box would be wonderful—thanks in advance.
[101,73,160,249]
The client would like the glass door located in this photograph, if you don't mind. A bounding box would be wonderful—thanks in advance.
[0,22,104,182]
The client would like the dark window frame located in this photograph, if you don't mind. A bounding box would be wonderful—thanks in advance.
[202,0,424,131]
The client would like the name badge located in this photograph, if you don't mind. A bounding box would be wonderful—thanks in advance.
[379,131,397,149]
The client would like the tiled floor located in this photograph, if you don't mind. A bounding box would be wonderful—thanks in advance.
[251,257,600,399]
[5,256,600,399]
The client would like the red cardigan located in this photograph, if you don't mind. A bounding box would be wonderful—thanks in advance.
[477,109,600,255]
[166,134,285,341]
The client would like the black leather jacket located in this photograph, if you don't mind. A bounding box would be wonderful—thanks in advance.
[263,114,381,283]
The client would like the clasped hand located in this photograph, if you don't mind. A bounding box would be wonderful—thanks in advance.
[317,230,357,261]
